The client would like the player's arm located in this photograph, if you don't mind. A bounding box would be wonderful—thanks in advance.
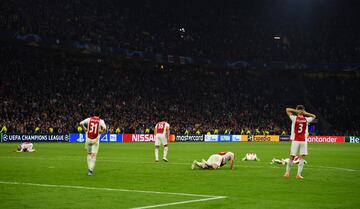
[79,118,89,131]
[285,108,299,118]
[154,125,157,135]
[229,159,235,169]
[303,111,316,119]
[100,121,106,134]
[212,164,220,169]
[166,126,170,141]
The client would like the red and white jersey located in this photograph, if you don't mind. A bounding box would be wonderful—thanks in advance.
[217,151,235,166]
[80,116,106,140]
[21,142,33,150]
[245,152,257,160]
[155,121,170,135]
[289,115,314,142]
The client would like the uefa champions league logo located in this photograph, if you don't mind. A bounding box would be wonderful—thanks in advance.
[3,134,8,142]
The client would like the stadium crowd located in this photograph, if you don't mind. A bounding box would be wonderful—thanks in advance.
[1,44,359,135]
[0,0,359,63]
[0,1,359,135]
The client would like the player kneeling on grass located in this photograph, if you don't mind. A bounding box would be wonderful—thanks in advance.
[16,142,35,152]
[192,151,235,170]
[284,105,316,179]
[271,156,307,165]
[80,112,106,176]
[241,152,260,161]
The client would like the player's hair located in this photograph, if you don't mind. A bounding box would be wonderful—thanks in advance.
[93,109,100,117]
[296,105,305,110]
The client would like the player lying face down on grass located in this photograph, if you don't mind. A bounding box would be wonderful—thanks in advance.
[271,156,307,165]
[16,142,36,152]
[241,152,260,161]
[192,151,235,170]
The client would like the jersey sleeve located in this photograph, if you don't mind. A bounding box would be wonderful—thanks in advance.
[289,115,296,121]
[80,118,90,126]
[305,117,314,123]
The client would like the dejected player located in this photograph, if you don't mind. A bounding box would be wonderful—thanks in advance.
[80,112,106,176]
[16,141,36,152]
[284,105,316,179]
[154,120,170,162]
[271,156,308,165]
[192,151,235,170]
[241,152,260,161]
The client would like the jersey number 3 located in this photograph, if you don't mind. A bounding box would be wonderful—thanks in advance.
[297,123,304,133]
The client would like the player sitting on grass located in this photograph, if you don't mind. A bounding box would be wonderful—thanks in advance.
[241,152,260,161]
[192,151,235,170]
[16,142,36,152]
[271,156,307,165]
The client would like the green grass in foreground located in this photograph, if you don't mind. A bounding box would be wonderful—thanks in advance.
[0,142,359,209]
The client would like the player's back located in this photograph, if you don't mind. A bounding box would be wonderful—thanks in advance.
[290,115,309,141]
[87,116,105,139]
[155,121,169,135]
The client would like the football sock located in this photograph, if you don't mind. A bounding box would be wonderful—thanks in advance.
[297,159,304,176]
[89,156,96,171]
[87,155,91,170]
[163,146,168,159]
[155,147,159,161]
[286,159,293,173]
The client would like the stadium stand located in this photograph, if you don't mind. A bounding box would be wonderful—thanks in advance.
[0,0,359,135]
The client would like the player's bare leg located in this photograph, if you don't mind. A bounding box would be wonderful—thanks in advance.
[296,155,305,179]
[163,145,168,162]
[87,153,97,175]
[284,155,294,177]
[155,145,160,162]
[192,160,204,169]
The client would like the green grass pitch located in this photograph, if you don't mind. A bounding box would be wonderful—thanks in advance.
[0,142,359,209]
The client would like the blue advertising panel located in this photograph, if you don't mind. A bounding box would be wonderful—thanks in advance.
[218,135,232,142]
[279,135,290,141]
[69,133,122,142]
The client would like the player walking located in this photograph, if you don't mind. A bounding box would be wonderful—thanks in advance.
[192,151,235,170]
[284,105,316,179]
[80,112,106,175]
[154,121,170,162]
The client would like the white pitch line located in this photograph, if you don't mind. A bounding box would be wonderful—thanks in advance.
[130,196,226,209]
[0,156,359,172]
[0,181,220,198]
[0,181,226,209]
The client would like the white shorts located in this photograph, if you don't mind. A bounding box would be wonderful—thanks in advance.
[206,154,223,167]
[87,138,99,154]
[290,141,308,156]
[155,134,168,146]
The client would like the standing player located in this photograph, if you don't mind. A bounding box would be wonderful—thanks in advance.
[80,112,106,175]
[154,120,170,162]
[191,151,235,170]
[284,105,316,179]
